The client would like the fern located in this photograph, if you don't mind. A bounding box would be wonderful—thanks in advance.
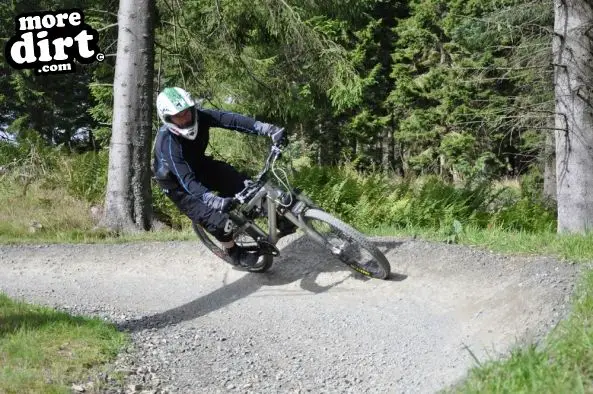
[291,164,555,233]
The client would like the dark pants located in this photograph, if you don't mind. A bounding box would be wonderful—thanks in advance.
[164,157,249,242]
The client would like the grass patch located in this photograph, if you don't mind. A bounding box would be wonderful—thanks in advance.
[0,176,196,245]
[0,293,128,394]
[0,180,95,237]
[292,165,556,234]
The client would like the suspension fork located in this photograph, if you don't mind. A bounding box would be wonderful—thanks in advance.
[268,195,279,244]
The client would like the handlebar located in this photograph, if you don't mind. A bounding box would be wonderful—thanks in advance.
[231,143,284,206]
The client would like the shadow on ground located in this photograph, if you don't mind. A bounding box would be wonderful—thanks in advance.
[119,236,407,332]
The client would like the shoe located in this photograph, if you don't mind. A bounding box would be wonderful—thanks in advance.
[225,245,260,268]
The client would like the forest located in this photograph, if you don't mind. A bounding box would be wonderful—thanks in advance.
[0,0,590,237]
[2,2,593,392]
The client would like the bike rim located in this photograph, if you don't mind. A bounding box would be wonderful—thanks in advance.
[304,218,386,278]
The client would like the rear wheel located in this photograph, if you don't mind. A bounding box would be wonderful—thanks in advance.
[192,223,273,273]
[302,209,391,279]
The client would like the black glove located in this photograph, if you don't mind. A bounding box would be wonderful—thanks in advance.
[269,126,286,146]
[255,121,287,146]
[203,193,234,213]
[216,197,234,213]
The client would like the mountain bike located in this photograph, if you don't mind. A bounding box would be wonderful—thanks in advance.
[192,144,391,280]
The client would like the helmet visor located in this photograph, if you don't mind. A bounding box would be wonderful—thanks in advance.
[166,107,196,129]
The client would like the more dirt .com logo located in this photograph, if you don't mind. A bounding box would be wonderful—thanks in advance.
[4,9,104,75]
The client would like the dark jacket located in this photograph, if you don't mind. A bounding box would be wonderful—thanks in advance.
[152,107,267,198]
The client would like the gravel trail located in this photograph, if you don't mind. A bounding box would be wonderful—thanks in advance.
[0,234,581,393]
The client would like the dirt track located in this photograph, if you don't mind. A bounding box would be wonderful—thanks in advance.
[0,234,581,393]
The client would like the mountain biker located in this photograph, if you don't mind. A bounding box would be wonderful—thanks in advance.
[152,87,295,268]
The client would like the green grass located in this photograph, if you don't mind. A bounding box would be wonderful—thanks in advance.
[0,177,196,245]
[0,293,128,394]
[0,180,96,237]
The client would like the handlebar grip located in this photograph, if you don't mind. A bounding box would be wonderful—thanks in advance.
[272,144,283,158]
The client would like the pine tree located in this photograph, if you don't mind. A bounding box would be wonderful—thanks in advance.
[553,0,593,232]
[100,0,156,232]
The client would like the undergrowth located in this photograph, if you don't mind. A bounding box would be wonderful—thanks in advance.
[0,137,557,239]
[291,163,556,235]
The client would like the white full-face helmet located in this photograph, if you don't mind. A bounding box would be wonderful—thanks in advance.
[156,87,198,140]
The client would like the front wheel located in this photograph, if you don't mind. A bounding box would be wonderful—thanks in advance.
[192,223,273,273]
[302,209,391,279]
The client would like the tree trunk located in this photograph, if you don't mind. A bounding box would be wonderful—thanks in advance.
[329,124,340,166]
[381,124,394,174]
[553,0,593,233]
[101,0,156,232]
[316,122,323,166]
[317,121,332,166]
[543,128,557,203]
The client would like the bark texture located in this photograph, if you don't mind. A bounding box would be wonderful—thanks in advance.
[543,128,557,203]
[553,0,593,232]
[102,0,156,232]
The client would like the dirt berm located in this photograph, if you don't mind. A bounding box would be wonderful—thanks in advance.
[0,233,581,393]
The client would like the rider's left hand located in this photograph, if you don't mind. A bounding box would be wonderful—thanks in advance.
[217,197,234,213]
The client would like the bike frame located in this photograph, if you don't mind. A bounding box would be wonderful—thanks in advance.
[227,146,328,253]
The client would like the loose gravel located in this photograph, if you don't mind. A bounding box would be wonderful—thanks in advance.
[0,233,582,393]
